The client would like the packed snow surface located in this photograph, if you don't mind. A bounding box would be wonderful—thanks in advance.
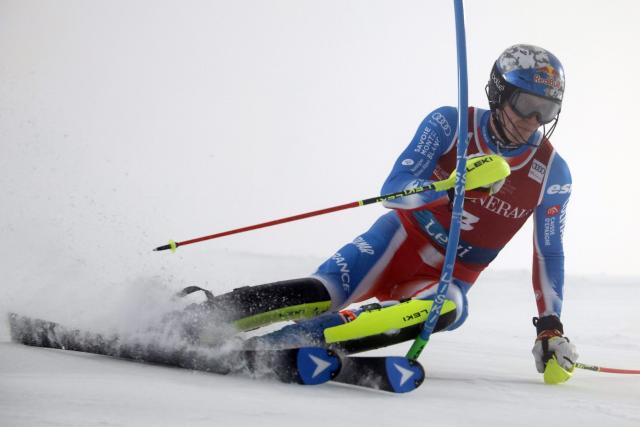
[1,256,638,427]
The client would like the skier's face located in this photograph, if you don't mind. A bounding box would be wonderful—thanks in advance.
[497,102,541,145]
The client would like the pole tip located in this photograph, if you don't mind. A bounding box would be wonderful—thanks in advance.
[153,240,178,253]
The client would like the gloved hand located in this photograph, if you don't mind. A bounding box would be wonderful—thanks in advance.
[447,155,505,204]
[531,315,578,373]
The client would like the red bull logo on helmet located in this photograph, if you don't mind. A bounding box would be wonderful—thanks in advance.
[533,65,562,90]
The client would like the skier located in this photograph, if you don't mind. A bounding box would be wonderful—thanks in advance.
[180,44,578,378]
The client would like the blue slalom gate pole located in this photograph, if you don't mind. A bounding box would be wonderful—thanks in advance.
[407,0,470,360]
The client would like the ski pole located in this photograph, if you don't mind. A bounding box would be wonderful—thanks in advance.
[575,363,640,374]
[406,0,469,361]
[153,153,510,252]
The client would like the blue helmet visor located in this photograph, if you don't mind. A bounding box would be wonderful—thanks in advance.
[509,91,561,124]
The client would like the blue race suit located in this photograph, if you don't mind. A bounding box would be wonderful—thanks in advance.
[311,106,571,330]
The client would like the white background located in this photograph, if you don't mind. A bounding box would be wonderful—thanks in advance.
[2,1,640,289]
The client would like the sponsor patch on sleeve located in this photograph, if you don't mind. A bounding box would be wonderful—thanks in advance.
[546,205,560,216]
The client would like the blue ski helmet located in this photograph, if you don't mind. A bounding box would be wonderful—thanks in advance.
[487,44,565,113]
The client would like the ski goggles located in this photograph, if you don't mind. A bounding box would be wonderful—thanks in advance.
[509,91,561,124]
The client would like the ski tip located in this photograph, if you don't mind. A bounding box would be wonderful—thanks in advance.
[296,347,342,385]
[385,357,425,393]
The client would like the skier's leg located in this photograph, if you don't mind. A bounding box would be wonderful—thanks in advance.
[173,211,406,342]
[206,277,333,330]
[311,210,415,307]
[169,277,331,343]
[221,211,406,326]
[329,279,469,353]
[242,279,470,353]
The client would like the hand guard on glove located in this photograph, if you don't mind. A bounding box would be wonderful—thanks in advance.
[447,154,505,204]
[531,315,578,373]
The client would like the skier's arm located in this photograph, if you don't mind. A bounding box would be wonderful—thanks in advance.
[530,153,577,375]
[381,107,457,209]
[531,153,571,318]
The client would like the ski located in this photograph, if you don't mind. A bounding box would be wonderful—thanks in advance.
[8,313,340,385]
[332,355,425,393]
[8,313,424,393]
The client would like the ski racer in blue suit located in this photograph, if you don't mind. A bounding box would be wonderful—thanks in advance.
[180,44,578,378]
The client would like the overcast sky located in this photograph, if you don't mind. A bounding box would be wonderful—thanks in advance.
[2,0,639,295]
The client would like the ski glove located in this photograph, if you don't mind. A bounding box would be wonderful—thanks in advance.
[531,315,578,373]
[447,155,505,204]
